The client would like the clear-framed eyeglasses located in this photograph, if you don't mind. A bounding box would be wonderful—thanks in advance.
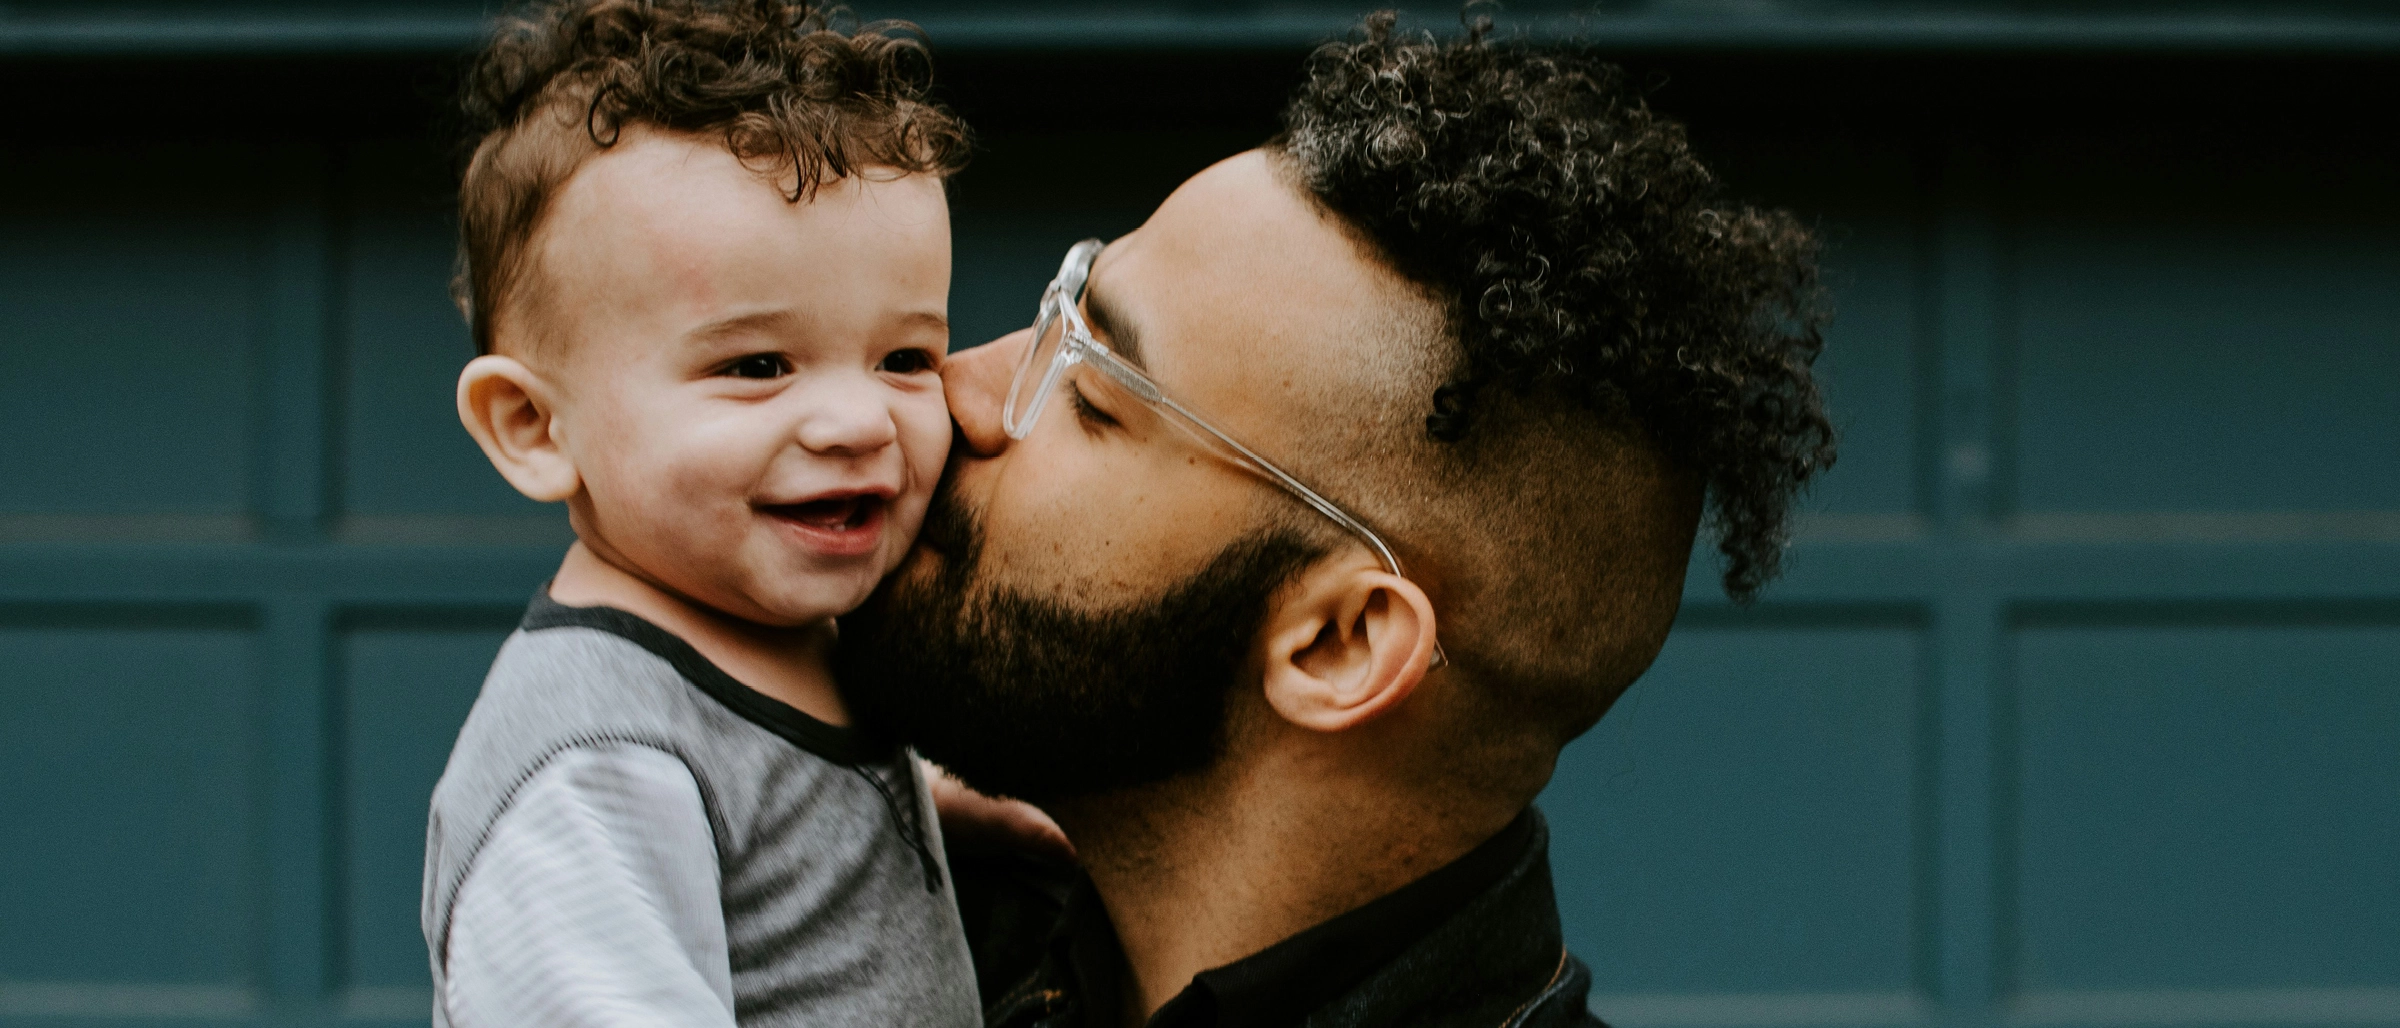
[1003,238,1446,667]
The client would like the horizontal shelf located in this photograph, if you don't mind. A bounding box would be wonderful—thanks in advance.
[0,534,2392,608]
[6,7,2400,57]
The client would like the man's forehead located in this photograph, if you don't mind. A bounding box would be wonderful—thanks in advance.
[1074,150,1443,479]
[1086,151,1417,379]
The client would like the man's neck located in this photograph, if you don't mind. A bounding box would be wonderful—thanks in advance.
[548,541,847,726]
[1051,743,1520,1027]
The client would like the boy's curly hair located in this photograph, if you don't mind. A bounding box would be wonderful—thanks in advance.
[1278,13,1834,600]
[454,0,969,355]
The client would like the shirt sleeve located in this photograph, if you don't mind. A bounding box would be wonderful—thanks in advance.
[440,743,737,1028]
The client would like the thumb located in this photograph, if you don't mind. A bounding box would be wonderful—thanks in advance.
[923,757,1076,863]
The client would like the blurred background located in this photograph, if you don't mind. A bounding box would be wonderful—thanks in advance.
[3,1,2397,1026]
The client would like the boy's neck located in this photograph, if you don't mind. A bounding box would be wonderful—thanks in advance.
[549,541,849,727]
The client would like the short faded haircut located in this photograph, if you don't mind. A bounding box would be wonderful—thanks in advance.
[1269,14,1835,753]
[453,0,970,356]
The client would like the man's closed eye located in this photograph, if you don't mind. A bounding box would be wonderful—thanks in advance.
[1068,381,1121,432]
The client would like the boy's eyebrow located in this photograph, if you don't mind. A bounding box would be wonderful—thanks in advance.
[687,308,950,343]
[1082,281,1145,370]
[687,308,802,343]
[898,309,951,335]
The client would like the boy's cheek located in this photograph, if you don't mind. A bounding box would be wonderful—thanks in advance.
[875,523,919,582]
[895,387,954,492]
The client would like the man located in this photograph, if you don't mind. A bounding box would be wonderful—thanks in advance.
[837,15,1836,1028]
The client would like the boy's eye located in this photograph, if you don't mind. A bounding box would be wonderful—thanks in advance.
[878,349,937,375]
[724,353,791,380]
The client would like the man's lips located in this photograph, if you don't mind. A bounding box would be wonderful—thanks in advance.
[759,491,891,557]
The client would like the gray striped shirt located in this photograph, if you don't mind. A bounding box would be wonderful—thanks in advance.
[422,595,980,1028]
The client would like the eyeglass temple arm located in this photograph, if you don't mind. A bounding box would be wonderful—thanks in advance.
[1152,391,1451,669]
[1072,307,1450,669]
[1164,397,1411,570]
[1086,348,1409,578]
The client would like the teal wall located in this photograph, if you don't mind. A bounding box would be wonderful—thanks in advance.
[2,4,2396,1027]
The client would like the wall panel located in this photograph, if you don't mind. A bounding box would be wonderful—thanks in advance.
[947,128,1264,352]
[2010,132,2400,521]
[337,140,566,543]
[336,613,516,1001]
[0,611,260,1011]
[2011,613,2400,998]
[0,145,267,534]
[1546,615,1926,1010]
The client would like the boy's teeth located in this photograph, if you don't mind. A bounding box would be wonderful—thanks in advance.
[792,497,860,528]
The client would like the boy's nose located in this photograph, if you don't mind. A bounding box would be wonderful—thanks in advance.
[795,382,900,455]
[944,329,1027,459]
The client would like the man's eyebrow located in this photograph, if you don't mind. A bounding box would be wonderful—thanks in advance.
[1081,281,1144,370]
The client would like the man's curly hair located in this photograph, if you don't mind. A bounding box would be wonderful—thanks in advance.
[454,0,969,356]
[1277,13,1834,601]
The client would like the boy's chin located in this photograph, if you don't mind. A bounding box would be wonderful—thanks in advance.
[733,572,881,629]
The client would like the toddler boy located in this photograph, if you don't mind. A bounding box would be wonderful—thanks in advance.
[421,1,984,1024]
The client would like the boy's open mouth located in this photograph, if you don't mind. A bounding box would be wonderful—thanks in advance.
[762,492,888,558]
[768,494,886,532]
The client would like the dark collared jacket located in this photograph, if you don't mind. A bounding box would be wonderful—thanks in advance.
[951,808,1606,1028]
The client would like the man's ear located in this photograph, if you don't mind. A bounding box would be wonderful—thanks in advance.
[1258,560,1439,733]
[457,354,580,503]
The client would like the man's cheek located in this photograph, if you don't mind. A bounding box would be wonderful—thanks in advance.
[988,497,1159,608]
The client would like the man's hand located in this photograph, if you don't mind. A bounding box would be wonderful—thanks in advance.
[921,756,1076,864]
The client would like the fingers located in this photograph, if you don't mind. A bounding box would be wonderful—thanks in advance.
[992,801,1076,862]
[922,757,1077,863]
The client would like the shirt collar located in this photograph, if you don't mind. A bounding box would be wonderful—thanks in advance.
[1057,808,1542,1028]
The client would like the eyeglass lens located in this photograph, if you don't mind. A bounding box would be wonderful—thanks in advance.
[1003,241,1103,440]
[1005,292,1074,438]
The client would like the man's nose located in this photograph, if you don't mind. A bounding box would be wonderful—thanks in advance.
[944,329,1028,458]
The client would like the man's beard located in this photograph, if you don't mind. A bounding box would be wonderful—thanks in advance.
[834,481,1321,805]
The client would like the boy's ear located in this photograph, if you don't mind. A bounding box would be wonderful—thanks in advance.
[1257,559,1439,733]
[457,354,580,503]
